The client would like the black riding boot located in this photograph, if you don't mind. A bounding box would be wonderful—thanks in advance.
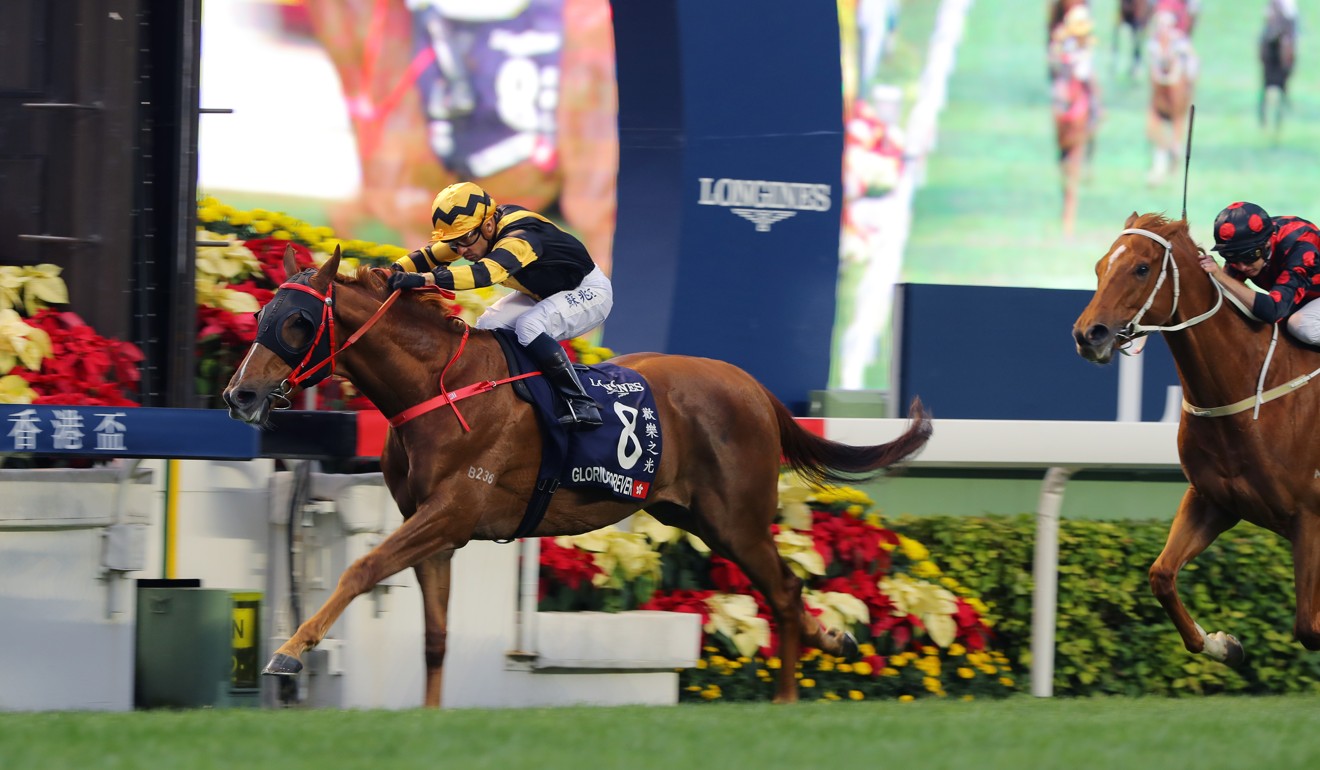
[526,333,603,429]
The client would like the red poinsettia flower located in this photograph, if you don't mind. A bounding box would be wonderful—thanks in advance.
[13,311,142,406]
[538,539,604,595]
[245,238,317,285]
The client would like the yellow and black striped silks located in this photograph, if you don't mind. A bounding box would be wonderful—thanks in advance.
[396,205,594,301]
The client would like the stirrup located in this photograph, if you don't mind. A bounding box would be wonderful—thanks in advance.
[558,399,602,429]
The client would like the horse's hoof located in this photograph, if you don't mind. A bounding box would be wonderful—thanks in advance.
[263,652,304,676]
[1222,634,1245,668]
[838,631,861,662]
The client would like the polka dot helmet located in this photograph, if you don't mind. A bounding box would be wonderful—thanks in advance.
[1211,201,1275,262]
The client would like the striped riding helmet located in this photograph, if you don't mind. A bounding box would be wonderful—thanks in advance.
[429,182,496,243]
[1211,202,1274,262]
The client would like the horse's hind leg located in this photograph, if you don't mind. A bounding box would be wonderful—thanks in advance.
[691,491,856,704]
[413,551,453,707]
[1289,513,1320,650]
[1149,487,1244,665]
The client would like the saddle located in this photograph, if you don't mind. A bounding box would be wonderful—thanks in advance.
[491,330,663,540]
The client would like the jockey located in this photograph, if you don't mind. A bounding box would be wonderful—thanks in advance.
[388,181,612,429]
[1048,6,1098,125]
[1154,0,1199,37]
[1146,9,1199,86]
[1198,201,1320,345]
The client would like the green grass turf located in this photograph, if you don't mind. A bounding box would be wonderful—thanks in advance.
[4,695,1320,770]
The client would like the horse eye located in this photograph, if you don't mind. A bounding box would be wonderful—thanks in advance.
[1135,263,1150,277]
[281,315,315,349]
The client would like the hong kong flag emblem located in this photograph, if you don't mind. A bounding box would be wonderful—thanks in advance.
[631,480,649,499]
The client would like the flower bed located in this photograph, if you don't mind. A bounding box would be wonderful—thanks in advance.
[540,475,1017,702]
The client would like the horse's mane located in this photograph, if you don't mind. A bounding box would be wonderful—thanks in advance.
[1130,212,1201,251]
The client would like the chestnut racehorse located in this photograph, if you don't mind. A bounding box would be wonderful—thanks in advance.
[222,247,933,707]
[1073,212,1320,667]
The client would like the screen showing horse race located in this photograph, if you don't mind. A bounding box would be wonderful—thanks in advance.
[197,0,1316,398]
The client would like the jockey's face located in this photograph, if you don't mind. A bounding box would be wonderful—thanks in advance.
[449,217,495,260]
[1230,250,1268,277]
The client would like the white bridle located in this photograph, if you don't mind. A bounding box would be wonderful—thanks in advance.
[1117,227,1225,346]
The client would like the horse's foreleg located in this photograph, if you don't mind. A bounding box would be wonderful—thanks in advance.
[1149,487,1243,665]
[265,505,470,678]
[414,551,453,707]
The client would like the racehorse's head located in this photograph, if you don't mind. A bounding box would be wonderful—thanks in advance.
[223,245,342,425]
[1073,212,1193,363]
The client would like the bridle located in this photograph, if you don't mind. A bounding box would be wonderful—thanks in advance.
[254,269,402,409]
[1114,227,1226,351]
[254,269,538,431]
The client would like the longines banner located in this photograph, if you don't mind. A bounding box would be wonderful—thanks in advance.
[606,0,844,413]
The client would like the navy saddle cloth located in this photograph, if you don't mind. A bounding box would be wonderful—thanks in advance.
[492,330,663,503]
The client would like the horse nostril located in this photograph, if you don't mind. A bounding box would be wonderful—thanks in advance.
[224,388,255,409]
[1085,324,1110,345]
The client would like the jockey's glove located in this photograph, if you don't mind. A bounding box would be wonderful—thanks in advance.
[387,269,435,291]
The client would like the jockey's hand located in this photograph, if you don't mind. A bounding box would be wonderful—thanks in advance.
[1197,252,1222,276]
[388,270,433,291]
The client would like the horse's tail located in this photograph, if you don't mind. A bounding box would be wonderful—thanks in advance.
[772,391,933,486]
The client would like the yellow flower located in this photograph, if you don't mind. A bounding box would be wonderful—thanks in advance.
[558,526,663,588]
[880,667,899,676]
[195,279,261,314]
[775,528,826,578]
[0,373,38,404]
[999,677,1015,688]
[776,472,817,529]
[923,676,944,695]
[195,233,261,282]
[957,667,975,679]
[823,691,840,701]
[700,685,721,701]
[0,309,53,374]
[898,535,929,562]
[879,575,960,647]
[630,510,709,553]
[252,220,274,234]
[852,660,873,676]
[800,678,816,688]
[848,690,864,701]
[703,593,771,658]
[912,560,943,579]
[899,694,914,703]
[804,590,869,633]
[0,264,69,316]
[766,657,781,670]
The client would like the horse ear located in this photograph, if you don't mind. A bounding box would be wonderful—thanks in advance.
[282,244,299,281]
[1124,211,1140,228]
[314,244,342,288]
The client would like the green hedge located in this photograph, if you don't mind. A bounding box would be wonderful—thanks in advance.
[890,514,1320,696]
